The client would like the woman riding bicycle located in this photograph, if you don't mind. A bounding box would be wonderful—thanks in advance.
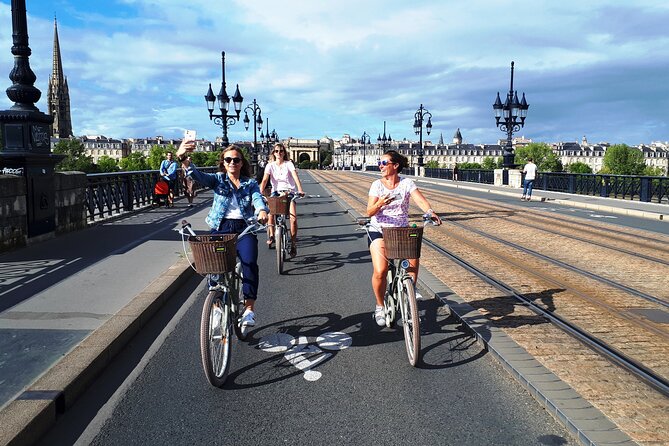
[259,142,305,258]
[177,141,269,330]
[366,150,442,326]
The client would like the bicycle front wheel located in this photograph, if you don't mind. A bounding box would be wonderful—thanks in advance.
[399,277,421,367]
[276,223,285,275]
[232,263,247,341]
[200,290,233,387]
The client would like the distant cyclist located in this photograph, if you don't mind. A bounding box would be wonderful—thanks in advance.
[177,140,269,331]
[259,143,305,258]
[366,150,441,326]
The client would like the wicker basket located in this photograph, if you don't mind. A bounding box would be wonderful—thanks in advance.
[267,196,290,215]
[383,226,424,259]
[188,234,237,274]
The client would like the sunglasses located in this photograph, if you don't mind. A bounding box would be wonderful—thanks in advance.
[378,160,396,166]
[274,149,285,153]
[224,157,242,164]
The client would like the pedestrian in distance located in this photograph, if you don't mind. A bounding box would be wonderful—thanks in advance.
[452,163,459,181]
[366,150,442,327]
[521,157,537,201]
[176,139,269,331]
[159,151,178,207]
[182,156,196,207]
[259,143,305,258]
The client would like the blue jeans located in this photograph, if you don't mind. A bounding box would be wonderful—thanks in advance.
[522,179,535,197]
[210,219,259,300]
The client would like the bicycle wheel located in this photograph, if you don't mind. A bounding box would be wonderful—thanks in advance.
[200,290,233,387]
[399,277,421,366]
[232,262,248,341]
[383,267,396,328]
[276,223,285,275]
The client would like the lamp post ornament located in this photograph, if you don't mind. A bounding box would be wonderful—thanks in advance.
[413,104,432,167]
[493,61,529,170]
[243,98,263,174]
[204,51,243,147]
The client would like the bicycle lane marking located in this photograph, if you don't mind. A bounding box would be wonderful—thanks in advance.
[258,331,353,381]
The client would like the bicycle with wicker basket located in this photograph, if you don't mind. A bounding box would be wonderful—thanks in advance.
[266,192,303,275]
[179,218,265,387]
[357,214,437,366]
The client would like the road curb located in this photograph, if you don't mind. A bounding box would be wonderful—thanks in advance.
[315,174,636,446]
[0,258,196,446]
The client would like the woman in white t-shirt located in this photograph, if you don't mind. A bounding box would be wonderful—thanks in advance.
[366,150,441,326]
[259,143,305,257]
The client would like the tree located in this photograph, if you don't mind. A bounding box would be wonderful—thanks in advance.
[566,162,592,174]
[601,144,646,175]
[458,162,482,169]
[482,157,499,170]
[53,139,97,173]
[119,151,148,171]
[425,160,440,168]
[643,165,666,177]
[97,155,119,173]
[515,142,563,172]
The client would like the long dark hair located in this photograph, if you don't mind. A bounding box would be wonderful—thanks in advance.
[384,150,409,170]
[218,145,251,178]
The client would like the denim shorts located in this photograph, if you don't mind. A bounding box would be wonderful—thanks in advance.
[367,230,383,247]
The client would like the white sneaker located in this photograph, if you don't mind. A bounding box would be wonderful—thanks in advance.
[373,305,386,327]
[240,309,256,334]
[415,289,424,300]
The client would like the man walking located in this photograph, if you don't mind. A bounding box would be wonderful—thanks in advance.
[160,151,178,207]
[521,157,537,201]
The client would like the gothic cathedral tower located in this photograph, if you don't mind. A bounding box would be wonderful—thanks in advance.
[47,18,73,138]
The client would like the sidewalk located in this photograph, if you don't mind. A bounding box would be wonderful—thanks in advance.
[413,175,668,221]
[0,194,213,445]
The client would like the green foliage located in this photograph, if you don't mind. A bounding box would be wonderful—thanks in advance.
[322,154,332,166]
[643,165,666,177]
[481,157,500,169]
[425,160,440,168]
[457,162,482,169]
[515,142,563,172]
[190,151,220,167]
[566,162,593,174]
[601,144,646,175]
[298,160,320,169]
[147,145,175,170]
[119,151,148,171]
[96,155,119,173]
[53,139,98,173]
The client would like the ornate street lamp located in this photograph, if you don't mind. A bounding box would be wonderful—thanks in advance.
[493,61,529,172]
[377,120,391,151]
[360,131,370,169]
[243,98,262,174]
[261,118,278,159]
[204,51,243,147]
[413,104,432,167]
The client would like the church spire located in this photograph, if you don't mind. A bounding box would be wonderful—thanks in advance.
[47,16,73,138]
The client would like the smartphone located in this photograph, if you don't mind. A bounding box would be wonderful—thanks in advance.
[184,129,196,141]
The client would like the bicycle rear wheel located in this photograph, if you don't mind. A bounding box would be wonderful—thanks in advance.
[200,290,233,387]
[276,223,285,275]
[399,277,421,366]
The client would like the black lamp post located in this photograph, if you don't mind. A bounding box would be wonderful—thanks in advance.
[493,61,529,170]
[413,104,432,167]
[360,131,370,169]
[204,51,243,147]
[261,118,278,159]
[377,120,391,151]
[243,98,262,174]
[0,0,64,238]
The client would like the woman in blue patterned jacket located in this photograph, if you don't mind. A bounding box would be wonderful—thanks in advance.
[178,142,269,331]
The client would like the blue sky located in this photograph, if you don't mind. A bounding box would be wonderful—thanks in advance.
[1,0,668,146]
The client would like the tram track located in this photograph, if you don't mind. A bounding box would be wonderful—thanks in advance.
[312,170,669,398]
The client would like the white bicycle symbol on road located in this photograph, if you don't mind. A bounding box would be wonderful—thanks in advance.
[258,331,353,381]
